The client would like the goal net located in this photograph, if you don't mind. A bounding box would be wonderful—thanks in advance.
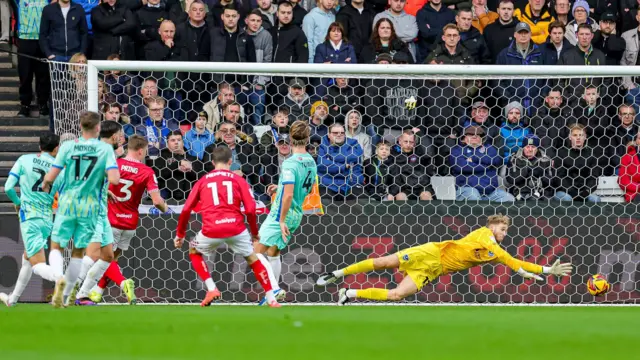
[47,61,640,304]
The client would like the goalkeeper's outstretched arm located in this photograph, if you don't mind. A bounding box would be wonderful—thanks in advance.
[493,245,572,281]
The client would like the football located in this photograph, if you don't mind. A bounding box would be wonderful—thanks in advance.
[587,274,610,296]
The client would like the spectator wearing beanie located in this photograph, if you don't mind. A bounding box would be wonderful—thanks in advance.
[500,101,531,164]
[564,0,599,45]
[309,100,330,138]
[505,134,555,200]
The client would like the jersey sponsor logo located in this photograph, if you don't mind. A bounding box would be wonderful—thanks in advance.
[488,251,494,257]
[120,165,139,174]
[402,254,409,261]
[215,217,237,225]
[115,213,133,218]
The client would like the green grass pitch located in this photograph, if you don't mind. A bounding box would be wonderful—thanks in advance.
[1,305,638,359]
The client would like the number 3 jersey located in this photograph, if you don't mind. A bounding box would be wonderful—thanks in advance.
[9,153,64,221]
[268,153,317,224]
[108,158,159,230]
[53,138,117,218]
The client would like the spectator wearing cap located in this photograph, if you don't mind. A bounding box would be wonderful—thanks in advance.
[452,7,492,64]
[554,123,602,202]
[505,134,555,200]
[260,107,290,157]
[592,12,626,65]
[310,100,330,138]
[449,125,515,201]
[373,0,419,62]
[500,101,531,164]
[606,104,639,174]
[543,20,574,65]
[483,0,518,63]
[327,77,363,124]
[284,78,312,119]
[360,18,414,64]
[364,140,394,201]
[345,109,372,160]
[302,0,336,63]
[618,131,640,202]
[564,0,599,45]
[557,24,606,96]
[415,0,456,63]
[184,111,216,160]
[460,101,503,150]
[513,0,555,44]
[495,22,548,113]
[375,53,393,63]
[471,0,499,33]
[318,123,365,200]
[259,133,292,201]
[387,129,436,200]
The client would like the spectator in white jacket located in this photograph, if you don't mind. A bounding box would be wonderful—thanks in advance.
[372,0,418,61]
[302,0,336,63]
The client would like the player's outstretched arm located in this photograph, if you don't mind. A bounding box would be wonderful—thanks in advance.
[493,245,572,281]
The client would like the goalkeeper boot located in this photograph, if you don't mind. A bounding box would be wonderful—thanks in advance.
[51,278,66,309]
[121,279,137,305]
[201,289,221,307]
[316,272,338,286]
[0,292,13,307]
[258,289,286,306]
[89,290,103,304]
[337,288,350,306]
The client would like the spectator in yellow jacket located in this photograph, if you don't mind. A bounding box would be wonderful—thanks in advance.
[513,0,555,44]
[471,0,499,33]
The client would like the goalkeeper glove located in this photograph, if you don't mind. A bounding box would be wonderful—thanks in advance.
[517,268,543,281]
[543,260,572,276]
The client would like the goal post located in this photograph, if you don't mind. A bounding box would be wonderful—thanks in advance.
[44,60,640,304]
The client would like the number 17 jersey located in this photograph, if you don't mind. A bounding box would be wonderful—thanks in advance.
[53,137,118,218]
[269,153,317,223]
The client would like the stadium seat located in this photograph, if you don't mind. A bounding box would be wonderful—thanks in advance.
[595,176,625,203]
[431,176,456,200]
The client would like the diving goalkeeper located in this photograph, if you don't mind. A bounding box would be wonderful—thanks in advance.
[316,214,572,305]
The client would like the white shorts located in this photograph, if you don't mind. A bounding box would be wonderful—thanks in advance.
[112,228,137,251]
[189,230,253,257]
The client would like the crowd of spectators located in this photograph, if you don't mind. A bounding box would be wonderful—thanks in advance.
[12,0,640,203]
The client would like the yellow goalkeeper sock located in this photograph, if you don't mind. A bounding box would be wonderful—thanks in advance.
[340,259,375,276]
[355,288,389,301]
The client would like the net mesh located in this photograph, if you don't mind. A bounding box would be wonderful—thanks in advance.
[48,61,640,304]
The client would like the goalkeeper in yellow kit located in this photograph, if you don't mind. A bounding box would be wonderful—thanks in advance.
[316,215,573,305]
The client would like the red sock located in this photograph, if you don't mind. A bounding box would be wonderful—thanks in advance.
[97,274,110,289]
[250,260,273,292]
[189,253,211,282]
[105,261,126,287]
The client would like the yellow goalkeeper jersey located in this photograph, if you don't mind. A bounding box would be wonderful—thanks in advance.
[433,227,543,275]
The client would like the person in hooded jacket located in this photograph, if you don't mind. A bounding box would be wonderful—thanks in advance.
[364,140,394,200]
[345,109,372,160]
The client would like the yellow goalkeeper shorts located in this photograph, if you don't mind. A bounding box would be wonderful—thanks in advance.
[396,243,443,291]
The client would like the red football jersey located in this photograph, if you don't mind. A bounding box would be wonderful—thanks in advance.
[176,169,258,239]
[108,158,159,230]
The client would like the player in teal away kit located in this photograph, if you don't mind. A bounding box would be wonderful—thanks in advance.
[0,133,66,307]
[43,112,120,308]
[255,121,317,304]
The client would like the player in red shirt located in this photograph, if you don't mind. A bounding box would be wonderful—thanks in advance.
[89,135,167,304]
[175,146,280,307]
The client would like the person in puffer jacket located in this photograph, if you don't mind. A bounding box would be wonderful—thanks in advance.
[344,109,372,160]
[505,134,555,200]
[499,101,531,164]
[317,123,364,200]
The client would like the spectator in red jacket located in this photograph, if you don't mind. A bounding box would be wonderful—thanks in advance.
[618,133,640,202]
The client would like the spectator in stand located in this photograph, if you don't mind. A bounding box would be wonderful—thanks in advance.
[364,141,394,200]
[345,109,372,160]
[220,102,255,136]
[554,123,602,202]
[460,101,503,150]
[145,20,182,61]
[169,0,212,25]
[618,131,640,202]
[622,12,640,107]
[246,10,273,126]
[373,0,419,62]
[284,78,312,119]
[260,107,290,157]
[290,0,308,27]
[309,100,330,138]
[543,20,574,65]
[129,78,183,126]
[174,0,211,112]
[210,5,256,86]
[483,0,518,63]
[552,0,571,25]
[570,84,611,156]
[184,111,216,160]
[471,0,499,33]
[318,123,365,200]
[404,0,427,16]
[135,95,180,157]
[203,121,260,184]
[387,129,435,200]
[336,0,374,60]
[257,0,278,29]
[151,130,203,201]
[564,0,599,45]
[531,88,574,156]
[416,0,456,63]
[104,54,132,106]
[449,125,515,201]
[453,7,492,64]
[620,0,640,33]
[16,0,50,118]
[259,133,292,200]
[505,134,555,200]
[209,0,245,29]
[203,82,246,132]
[103,103,135,139]
[499,101,531,163]
[303,0,336,63]
[0,0,8,46]
[91,0,137,60]
[327,77,362,124]
[513,0,555,44]
[607,104,638,174]
[314,22,357,64]
[40,0,88,62]
[135,0,170,60]
[558,24,606,96]
[592,12,625,66]
[360,18,413,63]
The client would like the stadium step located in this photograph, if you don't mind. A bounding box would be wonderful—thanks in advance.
[0,116,48,127]
[0,202,15,212]
[0,68,18,77]
[0,137,39,152]
[0,153,24,162]
[0,77,19,87]
[0,125,49,137]
[0,167,9,177]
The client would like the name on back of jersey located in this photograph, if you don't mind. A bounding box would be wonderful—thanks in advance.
[73,144,97,153]
[207,171,233,179]
[120,164,139,174]
[32,156,52,168]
